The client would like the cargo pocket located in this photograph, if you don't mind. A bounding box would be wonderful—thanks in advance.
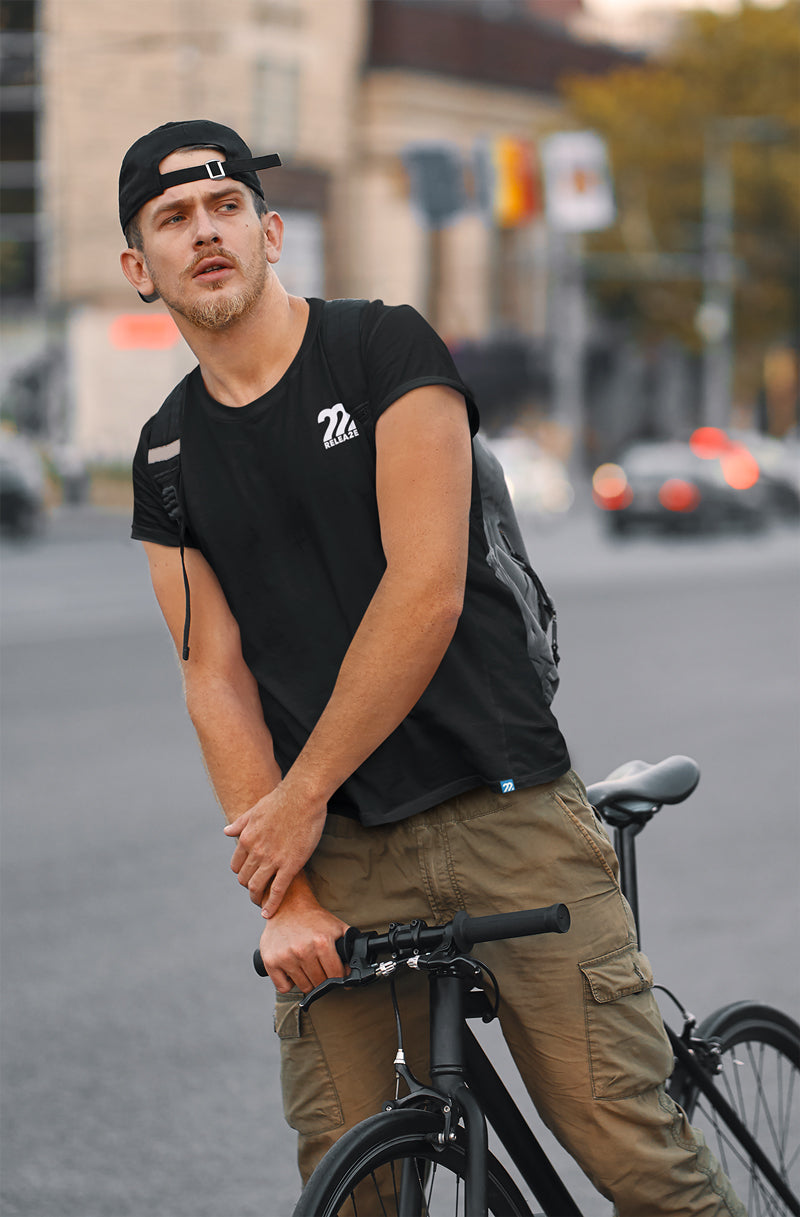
[274,991,344,1134]
[579,943,674,1100]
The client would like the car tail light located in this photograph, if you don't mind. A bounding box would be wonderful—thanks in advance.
[690,427,761,490]
[658,478,701,512]
[592,464,633,511]
[690,427,729,460]
[721,446,760,490]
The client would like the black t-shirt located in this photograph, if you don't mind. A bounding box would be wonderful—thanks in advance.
[132,299,570,824]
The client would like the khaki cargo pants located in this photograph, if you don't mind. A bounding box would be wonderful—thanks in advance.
[274,772,744,1216]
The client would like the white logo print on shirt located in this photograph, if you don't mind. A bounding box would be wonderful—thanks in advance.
[318,403,360,450]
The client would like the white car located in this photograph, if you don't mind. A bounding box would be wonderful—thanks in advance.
[482,434,574,518]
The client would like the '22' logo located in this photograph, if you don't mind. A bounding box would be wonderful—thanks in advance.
[317,403,360,450]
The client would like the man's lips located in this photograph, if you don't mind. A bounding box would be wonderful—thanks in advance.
[191,257,235,281]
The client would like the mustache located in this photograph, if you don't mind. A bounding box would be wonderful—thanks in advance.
[184,247,243,276]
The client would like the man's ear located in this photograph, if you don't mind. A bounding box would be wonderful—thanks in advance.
[263,211,284,265]
[120,247,158,301]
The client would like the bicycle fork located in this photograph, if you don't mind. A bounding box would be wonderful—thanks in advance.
[428,973,490,1217]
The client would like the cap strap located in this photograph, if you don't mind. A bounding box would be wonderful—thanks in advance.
[158,153,281,191]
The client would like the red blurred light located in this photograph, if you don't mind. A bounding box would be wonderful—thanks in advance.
[658,478,701,512]
[109,314,180,350]
[721,446,760,490]
[690,427,730,460]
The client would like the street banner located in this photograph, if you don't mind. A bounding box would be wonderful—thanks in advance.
[474,136,541,229]
[540,130,615,232]
[401,142,467,228]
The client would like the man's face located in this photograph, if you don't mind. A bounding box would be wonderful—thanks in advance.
[126,148,277,330]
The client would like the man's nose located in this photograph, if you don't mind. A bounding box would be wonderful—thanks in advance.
[193,208,222,246]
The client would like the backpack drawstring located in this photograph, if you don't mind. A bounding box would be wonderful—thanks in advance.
[178,531,191,661]
[162,483,191,661]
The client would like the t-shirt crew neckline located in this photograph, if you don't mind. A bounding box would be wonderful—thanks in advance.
[191,297,321,418]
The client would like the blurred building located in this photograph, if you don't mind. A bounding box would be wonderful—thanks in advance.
[1,0,636,462]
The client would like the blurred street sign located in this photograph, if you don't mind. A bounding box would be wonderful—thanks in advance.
[401,143,467,229]
[540,130,615,233]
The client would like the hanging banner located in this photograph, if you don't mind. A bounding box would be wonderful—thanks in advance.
[401,143,467,229]
[474,136,541,229]
[540,130,615,233]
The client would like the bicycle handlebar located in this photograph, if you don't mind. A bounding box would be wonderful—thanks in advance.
[253,903,570,979]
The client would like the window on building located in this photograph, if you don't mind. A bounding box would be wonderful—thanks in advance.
[0,0,40,299]
[253,58,299,158]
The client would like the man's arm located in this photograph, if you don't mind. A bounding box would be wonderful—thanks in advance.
[142,541,348,992]
[225,383,473,917]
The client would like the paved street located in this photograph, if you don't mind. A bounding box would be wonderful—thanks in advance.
[1,503,798,1216]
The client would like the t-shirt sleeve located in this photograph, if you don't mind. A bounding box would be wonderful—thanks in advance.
[362,302,480,435]
[130,419,192,547]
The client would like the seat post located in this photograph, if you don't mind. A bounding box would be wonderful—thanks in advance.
[614,822,645,945]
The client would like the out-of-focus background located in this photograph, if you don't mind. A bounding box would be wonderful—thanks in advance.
[1,1,798,1214]
[1,0,798,513]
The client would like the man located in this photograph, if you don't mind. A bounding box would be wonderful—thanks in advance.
[120,120,742,1215]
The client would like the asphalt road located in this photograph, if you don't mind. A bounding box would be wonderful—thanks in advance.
[1,503,798,1216]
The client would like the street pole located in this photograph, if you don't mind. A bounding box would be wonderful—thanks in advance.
[698,116,787,431]
[549,230,588,475]
[699,123,735,430]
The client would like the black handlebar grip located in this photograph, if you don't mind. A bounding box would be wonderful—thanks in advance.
[452,903,570,950]
[336,926,362,964]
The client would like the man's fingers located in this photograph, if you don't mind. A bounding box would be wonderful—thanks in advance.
[223,810,248,837]
[247,868,272,906]
[269,966,291,993]
[320,939,347,978]
[261,865,295,919]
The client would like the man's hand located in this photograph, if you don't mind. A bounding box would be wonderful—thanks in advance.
[224,781,327,917]
[258,874,349,994]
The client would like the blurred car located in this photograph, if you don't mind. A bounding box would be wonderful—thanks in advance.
[483,433,574,519]
[0,429,46,537]
[593,432,772,536]
[729,430,800,521]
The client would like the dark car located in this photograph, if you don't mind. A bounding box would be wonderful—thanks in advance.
[592,433,771,536]
[0,430,46,537]
[729,430,800,521]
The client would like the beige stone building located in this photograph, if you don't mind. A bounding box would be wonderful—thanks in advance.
[2,0,633,461]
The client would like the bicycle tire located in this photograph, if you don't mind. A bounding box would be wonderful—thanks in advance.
[292,1106,533,1217]
[667,1001,800,1217]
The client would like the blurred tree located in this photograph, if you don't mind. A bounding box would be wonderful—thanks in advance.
[561,1,800,415]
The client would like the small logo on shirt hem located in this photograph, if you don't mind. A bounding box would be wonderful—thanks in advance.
[500,780,516,793]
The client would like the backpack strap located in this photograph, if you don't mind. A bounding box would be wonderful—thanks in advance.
[147,376,187,519]
[146,376,192,660]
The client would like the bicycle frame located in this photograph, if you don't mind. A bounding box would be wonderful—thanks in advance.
[390,966,584,1217]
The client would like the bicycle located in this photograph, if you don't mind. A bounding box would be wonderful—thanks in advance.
[254,755,800,1216]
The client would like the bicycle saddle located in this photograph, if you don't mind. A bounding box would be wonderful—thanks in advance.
[587,755,700,816]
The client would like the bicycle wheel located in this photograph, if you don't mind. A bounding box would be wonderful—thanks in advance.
[668,1001,800,1217]
[292,1106,533,1216]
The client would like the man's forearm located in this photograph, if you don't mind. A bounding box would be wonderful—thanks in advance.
[184,666,282,822]
[280,565,462,813]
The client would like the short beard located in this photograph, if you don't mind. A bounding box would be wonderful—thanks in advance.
[147,248,267,332]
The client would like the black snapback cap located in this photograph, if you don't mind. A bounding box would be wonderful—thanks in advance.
[119,119,281,233]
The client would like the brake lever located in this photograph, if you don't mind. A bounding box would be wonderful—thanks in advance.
[298,963,376,1011]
